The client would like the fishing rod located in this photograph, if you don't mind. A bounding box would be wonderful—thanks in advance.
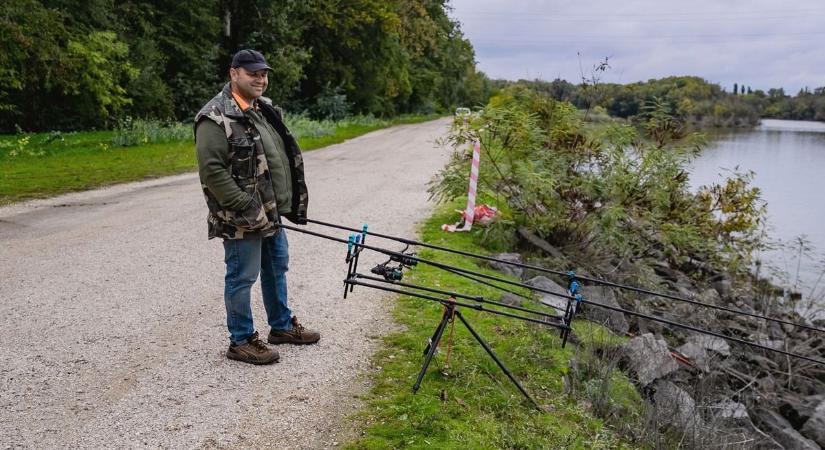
[346,277,568,330]
[304,218,825,335]
[351,272,564,323]
[429,264,545,308]
[278,222,825,367]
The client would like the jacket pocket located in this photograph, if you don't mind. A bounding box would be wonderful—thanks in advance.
[228,190,268,230]
[229,139,256,180]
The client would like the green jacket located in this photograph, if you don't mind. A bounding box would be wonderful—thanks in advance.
[194,83,308,239]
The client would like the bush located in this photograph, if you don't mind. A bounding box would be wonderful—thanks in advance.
[430,86,766,274]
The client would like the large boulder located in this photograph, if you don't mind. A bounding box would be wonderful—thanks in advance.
[691,334,731,356]
[526,276,570,315]
[652,380,705,438]
[486,253,524,279]
[801,399,825,448]
[579,284,629,334]
[675,341,711,372]
[752,408,820,450]
[498,292,523,308]
[621,333,679,386]
[676,334,731,372]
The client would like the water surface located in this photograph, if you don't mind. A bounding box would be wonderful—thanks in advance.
[689,119,825,314]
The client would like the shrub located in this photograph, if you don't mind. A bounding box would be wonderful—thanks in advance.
[430,86,766,274]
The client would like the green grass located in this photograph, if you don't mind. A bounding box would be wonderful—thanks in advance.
[0,114,441,205]
[343,201,642,449]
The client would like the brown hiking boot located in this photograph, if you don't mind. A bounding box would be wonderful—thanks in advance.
[268,316,320,345]
[226,331,280,365]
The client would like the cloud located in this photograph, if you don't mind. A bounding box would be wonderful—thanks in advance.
[449,0,825,91]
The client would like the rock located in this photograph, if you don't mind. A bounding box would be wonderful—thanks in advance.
[697,288,720,305]
[652,380,705,437]
[779,394,825,429]
[712,278,733,298]
[687,334,730,357]
[800,399,825,447]
[579,285,629,334]
[526,276,570,314]
[652,261,679,282]
[526,275,568,295]
[675,283,694,300]
[676,341,711,372]
[752,408,820,450]
[633,303,664,335]
[710,400,750,425]
[498,292,523,307]
[621,333,679,386]
[487,253,524,279]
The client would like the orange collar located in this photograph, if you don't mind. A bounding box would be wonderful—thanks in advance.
[231,90,254,112]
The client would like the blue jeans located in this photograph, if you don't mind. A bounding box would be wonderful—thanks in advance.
[223,230,293,345]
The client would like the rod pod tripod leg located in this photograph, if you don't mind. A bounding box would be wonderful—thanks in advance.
[411,301,540,410]
[453,309,539,409]
[412,302,455,393]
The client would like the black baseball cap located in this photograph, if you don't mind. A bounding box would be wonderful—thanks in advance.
[231,49,272,72]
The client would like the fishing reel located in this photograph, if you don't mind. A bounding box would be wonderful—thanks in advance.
[371,263,404,281]
[371,245,417,281]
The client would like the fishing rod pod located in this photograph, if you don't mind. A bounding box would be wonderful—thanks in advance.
[305,218,825,335]
[275,219,825,408]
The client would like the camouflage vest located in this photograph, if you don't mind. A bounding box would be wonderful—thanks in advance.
[194,83,308,239]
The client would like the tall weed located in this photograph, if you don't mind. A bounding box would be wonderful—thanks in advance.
[111,117,190,147]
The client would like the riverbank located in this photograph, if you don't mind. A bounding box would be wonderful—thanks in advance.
[417,86,825,447]
[342,195,825,448]
[0,114,440,205]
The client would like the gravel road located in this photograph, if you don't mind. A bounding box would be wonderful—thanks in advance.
[0,118,453,449]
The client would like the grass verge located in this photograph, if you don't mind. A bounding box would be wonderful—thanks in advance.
[0,114,442,205]
[343,200,642,449]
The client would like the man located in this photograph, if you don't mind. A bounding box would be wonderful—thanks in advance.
[194,49,319,365]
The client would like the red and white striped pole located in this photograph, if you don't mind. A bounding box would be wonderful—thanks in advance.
[442,139,481,232]
[463,139,481,227]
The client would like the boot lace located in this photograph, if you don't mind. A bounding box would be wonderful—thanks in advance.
[248,334,270,352]
[290,317,305,336]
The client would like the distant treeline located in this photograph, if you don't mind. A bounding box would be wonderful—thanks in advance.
[0,0,493,132]
[495,76,825,128]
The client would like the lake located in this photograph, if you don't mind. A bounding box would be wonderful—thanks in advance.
[689,119,825,317]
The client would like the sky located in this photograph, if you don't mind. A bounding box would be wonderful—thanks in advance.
[448,0,825,93]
